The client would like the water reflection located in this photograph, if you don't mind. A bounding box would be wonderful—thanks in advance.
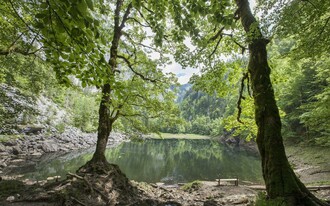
[6,139,263,183]
[106,139,262,183]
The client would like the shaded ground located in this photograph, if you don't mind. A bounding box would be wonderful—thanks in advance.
[0,142,329,205]
[0,170,329,206]
[0,176,258,206]
[286,143,330,186]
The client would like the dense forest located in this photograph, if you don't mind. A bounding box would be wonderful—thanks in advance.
[0,0,329,205]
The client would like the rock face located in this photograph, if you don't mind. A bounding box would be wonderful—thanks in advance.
[0,84,36,134]
[0,83,71,135]
[0,128,127,156]
[0,127,128,176]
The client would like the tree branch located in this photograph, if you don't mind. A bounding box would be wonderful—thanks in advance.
[127,17,150,27]
[0,47,42,56]
[122,32,160,53]
[137,9,152,28]
[114,0,124,29]
[117,55,157,83]
[208,35,223,58]
[222,33,248,54]
[142,4,155,14]
[237,72,249,124]
[119,3,133,30]
[209,27,225,42]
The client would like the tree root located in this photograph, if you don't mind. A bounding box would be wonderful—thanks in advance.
[67,172,111,204]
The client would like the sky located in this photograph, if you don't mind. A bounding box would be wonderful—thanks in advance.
[162,0,256,85]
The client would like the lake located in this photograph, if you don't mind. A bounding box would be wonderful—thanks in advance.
[6,139,263,184]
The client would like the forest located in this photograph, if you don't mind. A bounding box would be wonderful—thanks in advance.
[0,0,329,205]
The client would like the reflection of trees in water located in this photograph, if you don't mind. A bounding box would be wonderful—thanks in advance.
[8,139,262,183]
[106,139,262,183]
[7,150,94,180]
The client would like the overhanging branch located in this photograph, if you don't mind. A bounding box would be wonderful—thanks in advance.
[117,55,157,83]
[0,47,42,56]
[119,3,133,30]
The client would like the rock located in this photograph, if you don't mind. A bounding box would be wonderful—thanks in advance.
[0,161,7,168]
[31,152,42,156]
[233,197,249,204]
[225,137,240,145]
[59,147,69,152]
[6,196,15,202]
[40,141,58,153]
[12,146,22,155]
[46,177,55,181]
[10,159,24,164]
[224,195,250,205]
[23,126,44,135]
[0,152,9,157]
[3,140,17,146]
[203,200,218,206]
[0,144,6,152]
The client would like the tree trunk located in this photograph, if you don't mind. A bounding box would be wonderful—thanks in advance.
[235,0,327,205]
[90,83,112,164]
[88,0,130,167]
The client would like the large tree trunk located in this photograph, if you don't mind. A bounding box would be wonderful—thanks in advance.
[90,83,112,164]
[87,0,129,167]
[235,0,327,205]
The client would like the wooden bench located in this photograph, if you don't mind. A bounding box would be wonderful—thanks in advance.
[216,178,239,186]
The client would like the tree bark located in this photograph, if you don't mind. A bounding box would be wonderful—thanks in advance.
[90,83,112,163]
[89,0,130,165]
[235,0,327,205]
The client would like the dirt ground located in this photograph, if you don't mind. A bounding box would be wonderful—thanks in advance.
[0,173,329,206]
[0,142,329,206]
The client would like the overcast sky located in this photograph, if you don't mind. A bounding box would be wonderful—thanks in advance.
[162,0,256,84]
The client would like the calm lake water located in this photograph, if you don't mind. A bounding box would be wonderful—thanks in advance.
[7,139,263,183]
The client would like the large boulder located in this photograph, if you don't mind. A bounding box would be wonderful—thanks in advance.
[12,146,22,155]
[22,126,44,135]
[40,140,58,153]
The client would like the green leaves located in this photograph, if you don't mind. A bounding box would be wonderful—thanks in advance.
[86,0,94,11]
[77,0,88,16]
[35,13,47,19]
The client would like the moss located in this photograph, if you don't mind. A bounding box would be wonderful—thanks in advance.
[181,180,202,192]
[0,134,23,142]
[255,192,287,206]
[306,180,330,186]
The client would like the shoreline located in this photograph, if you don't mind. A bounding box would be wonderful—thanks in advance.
[0,128,127,177]
[0,134,329,205]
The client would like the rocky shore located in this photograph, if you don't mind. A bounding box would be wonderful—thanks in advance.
[0,127,127,176]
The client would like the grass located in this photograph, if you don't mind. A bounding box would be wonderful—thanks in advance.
[181,180,202,191]
[285,141,330,186]
[306,180,330,186]
[255,192,286,206]
[0,134,23,142]
[149,133,210,139]
[285,142,330,168]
